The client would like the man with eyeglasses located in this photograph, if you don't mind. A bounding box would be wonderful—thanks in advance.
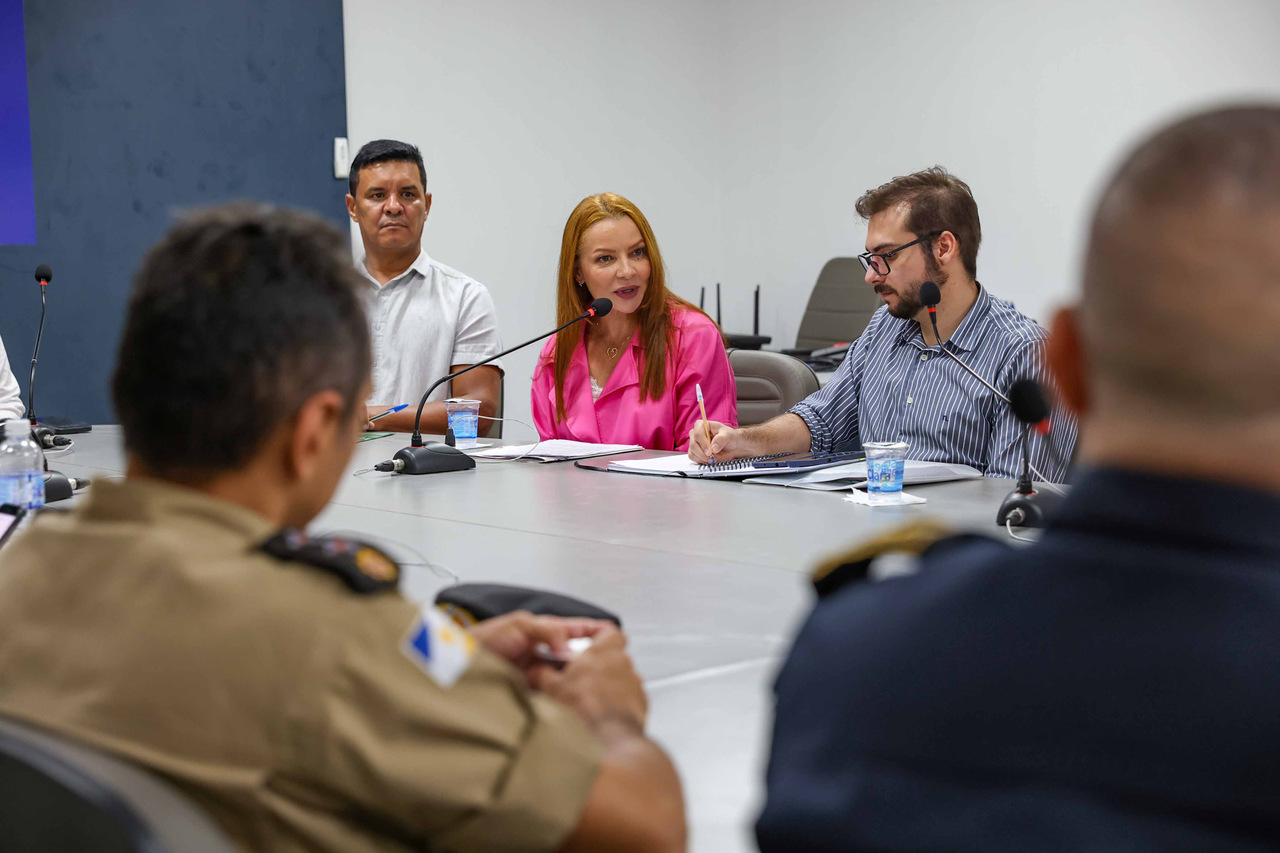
[689,167,1076,480]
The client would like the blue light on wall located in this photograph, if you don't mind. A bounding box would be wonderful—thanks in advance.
[0,0,36,245]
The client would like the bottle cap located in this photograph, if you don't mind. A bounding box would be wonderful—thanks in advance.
[7,419,29,432]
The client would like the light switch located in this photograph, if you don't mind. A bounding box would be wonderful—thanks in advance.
[334,137,350,180]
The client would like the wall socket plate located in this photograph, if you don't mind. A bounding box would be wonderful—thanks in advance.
[334,137,350,179]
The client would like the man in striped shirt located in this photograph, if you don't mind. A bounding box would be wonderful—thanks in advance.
[689,167,1076,481]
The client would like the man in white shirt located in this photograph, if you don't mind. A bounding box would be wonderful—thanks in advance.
[346,139,503,434]
[0,333,25,421]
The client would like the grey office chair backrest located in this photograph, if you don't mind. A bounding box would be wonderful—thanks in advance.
[794,257,882,350]
[0,715,236,853]
[728,349,820,426]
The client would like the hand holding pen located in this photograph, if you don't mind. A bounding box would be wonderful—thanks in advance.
[366,403,408,430]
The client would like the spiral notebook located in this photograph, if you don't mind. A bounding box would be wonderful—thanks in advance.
[604,450,864,479]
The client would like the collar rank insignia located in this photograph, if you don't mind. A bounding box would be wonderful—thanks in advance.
[261,530,401,594]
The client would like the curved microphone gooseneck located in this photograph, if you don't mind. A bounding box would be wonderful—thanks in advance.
[379,298,615,476]
[29,264,51,421]
[917,280,1064,527]
[408,297,614,448]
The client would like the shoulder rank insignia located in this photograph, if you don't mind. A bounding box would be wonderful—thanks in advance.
[811,520,953,598]
[261,530,400,594]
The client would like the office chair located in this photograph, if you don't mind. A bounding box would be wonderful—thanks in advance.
[787,257,882,358]
[727,349,820,426]
[0,715,236,853]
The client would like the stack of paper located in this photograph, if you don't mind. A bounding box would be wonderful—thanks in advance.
[744,460,982,491]
[470,440,644,463]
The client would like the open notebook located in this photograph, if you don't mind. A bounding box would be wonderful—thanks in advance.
[470,440,643,463]
[743,459,982,491]
[606,450,864,479]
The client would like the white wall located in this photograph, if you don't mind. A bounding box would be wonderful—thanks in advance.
[715,0,1280,346]
[345,0,1280,432]
[343,0,729,431]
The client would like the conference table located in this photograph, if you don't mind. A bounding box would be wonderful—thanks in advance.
[48,427,1026,853]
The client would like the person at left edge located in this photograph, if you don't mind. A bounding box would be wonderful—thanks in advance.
[0,332,23,420]
[531,192,737,451]
[347,139,504,434]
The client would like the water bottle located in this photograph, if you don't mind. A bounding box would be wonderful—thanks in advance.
[0,419,45,510]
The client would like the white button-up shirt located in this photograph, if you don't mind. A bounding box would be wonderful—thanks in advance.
[356,249,504,407]
[0,334,25,421]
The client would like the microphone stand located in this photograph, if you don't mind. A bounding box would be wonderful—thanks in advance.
[922,299,1062,529]
[381,303,608,475]
[29,282,46,422]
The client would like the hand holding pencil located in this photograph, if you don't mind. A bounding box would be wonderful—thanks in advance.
[695,384,716,463]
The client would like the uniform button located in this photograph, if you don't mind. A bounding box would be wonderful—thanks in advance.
[919,353,929,361]
[906,396,914,404]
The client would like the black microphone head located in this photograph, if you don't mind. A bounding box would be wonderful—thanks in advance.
[919,280,940,308]
[589,297,613,318]
[34,264,52,284]
[1009,378,1050,424]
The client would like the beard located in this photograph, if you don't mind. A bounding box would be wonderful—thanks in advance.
[879,255,950,320]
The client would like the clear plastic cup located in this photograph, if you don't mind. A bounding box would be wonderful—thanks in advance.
[863,441,909,504]
[444,398,481,448]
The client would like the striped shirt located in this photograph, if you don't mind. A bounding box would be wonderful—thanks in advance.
[790,285,1077,482]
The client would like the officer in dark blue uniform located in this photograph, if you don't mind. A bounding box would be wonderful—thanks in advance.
[758,105,1280,852]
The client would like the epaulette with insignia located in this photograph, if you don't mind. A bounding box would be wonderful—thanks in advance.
[811,520,953,598]
[261,530,400,594]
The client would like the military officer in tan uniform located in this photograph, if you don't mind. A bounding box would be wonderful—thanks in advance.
[0,204,685,852]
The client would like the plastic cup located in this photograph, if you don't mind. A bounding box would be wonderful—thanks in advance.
[444,398,481,448]
[863,441,909,504]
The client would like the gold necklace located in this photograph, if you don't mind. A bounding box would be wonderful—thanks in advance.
[593,326,635,361]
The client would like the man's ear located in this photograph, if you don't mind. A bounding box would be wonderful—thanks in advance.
[423,192,433,219]
[1047,307,1089,417]
[934,230,959,267]
[346,193,358,223]
[286,390,347,482]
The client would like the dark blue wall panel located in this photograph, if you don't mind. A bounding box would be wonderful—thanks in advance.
[0,1,347,423]
[0,0,36,245]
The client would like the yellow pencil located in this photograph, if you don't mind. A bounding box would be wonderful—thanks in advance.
[696,383,715,463]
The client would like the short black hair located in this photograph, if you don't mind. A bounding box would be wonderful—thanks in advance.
[113,203,371,480]
[348,139,428,196]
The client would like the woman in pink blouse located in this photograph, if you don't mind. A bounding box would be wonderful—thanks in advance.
[532,193,737,451]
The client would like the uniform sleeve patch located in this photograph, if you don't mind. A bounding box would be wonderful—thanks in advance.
[402,604,477,689]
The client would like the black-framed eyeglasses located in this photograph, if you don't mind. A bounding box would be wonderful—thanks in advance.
[857,232,939,276]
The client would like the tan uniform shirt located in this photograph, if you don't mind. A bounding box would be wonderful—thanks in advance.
[0,479,601,852]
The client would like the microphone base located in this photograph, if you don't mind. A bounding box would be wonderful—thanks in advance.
[996,487,1065,529]
[44,470,73,503]
[393,442,476,475]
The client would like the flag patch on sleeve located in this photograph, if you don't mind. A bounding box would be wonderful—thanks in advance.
[402,604,477,689]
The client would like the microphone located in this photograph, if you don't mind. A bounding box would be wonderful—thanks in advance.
[996,378,1065,529]
[25,264,91,435]
[379,298,613,475]
[920,280,942,345]
[30,423,72,448]
[917,280,1062,527]
[29,265,50,421]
